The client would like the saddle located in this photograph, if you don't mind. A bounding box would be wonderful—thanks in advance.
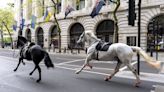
[21,42,35,60]
[26,42,36,60]
[96,41,112,51]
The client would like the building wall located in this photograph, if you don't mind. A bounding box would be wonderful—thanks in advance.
[14,0,164,50]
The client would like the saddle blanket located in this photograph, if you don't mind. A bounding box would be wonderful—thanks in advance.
[96,41,112,51]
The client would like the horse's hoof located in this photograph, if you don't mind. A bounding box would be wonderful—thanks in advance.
[134,84,139,87]
[13,69,17,72]
[104,78,109,81]
[22,62,25,65]
[36,79,41,83]
[75,71,80,74]
[29,73,32,76]
[104,77,109,81]
[104,76,112,81]
[134,82,141,87]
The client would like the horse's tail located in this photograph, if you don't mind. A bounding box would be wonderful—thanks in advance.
[131,46,161,69]
[43,51,54,68]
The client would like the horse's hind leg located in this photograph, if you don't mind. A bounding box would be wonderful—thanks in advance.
[105,60,122,81]
[36,65,41,83]
[29,66,37,76]
[14,58,23,71]
[21,60,25,65]
[127,64,140,87]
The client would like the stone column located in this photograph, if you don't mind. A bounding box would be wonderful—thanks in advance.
[92,0,96,7]
[23,0,28,20]
[85,0,92,9]
[48,0,55,15]
[35,0,43,18]
[61,0,67,12]
[15,0,21,33]
[68,0,75,8]
[16,0,21,25]
[32,0,36,16]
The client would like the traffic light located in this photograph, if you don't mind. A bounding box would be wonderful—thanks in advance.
[128,0,136,26]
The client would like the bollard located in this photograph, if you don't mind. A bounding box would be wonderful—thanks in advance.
[64,47,66,53]
[78,48,80,54]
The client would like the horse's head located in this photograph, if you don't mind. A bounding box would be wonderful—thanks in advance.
[77,32,86,44]
[16,35,28,48]
[77,31,100,45]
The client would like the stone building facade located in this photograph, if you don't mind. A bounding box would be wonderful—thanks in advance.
[14,0,164,51]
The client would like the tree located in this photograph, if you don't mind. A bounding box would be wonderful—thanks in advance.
[51,0,62,53]
[110,0,120,43]
[0,8,14,48]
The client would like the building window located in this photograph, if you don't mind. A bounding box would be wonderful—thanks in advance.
[76,0,85,10]
[127,36,136,46]
[70,23,84,49]
[96,20,114,43]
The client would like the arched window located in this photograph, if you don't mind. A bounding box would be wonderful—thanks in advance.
[36,27,44,47]
[147,15,164,51]
[76,0,85,10]
[26,29,31,42]
[96,20,114,43]
[50,26,58,48]
[70,23,84,49]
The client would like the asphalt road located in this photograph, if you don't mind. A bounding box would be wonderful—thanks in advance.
[0,48,163,92]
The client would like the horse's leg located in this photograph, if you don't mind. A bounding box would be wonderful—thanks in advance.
[127,64,140,87]
[36,65,41,83]
[21,60,25,65]
[29,66,37,76]
[105,61,122,81]
[75,55,92,74]
[14,58,23,71]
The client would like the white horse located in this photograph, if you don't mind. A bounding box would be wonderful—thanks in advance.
[76,31,161,87]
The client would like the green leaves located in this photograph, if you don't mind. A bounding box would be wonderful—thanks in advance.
[0,8,14,32]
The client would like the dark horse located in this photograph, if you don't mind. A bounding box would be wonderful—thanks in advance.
[14,36,54,82]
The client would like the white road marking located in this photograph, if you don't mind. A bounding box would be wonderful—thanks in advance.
[91,60,117,64]
[61,64,114,71]
[119,61,137,71]
[55,57,76,61]
[2,56,164,84]
[57,59,85,65]
[56,65,164,84]
[55,65,109,76]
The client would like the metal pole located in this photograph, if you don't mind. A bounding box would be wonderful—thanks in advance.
[137,0,141,75]
[156,21,159,60]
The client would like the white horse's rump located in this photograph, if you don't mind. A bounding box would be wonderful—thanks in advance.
[76,31,161,87]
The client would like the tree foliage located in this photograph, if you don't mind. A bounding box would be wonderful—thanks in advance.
[0,8,14,32]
